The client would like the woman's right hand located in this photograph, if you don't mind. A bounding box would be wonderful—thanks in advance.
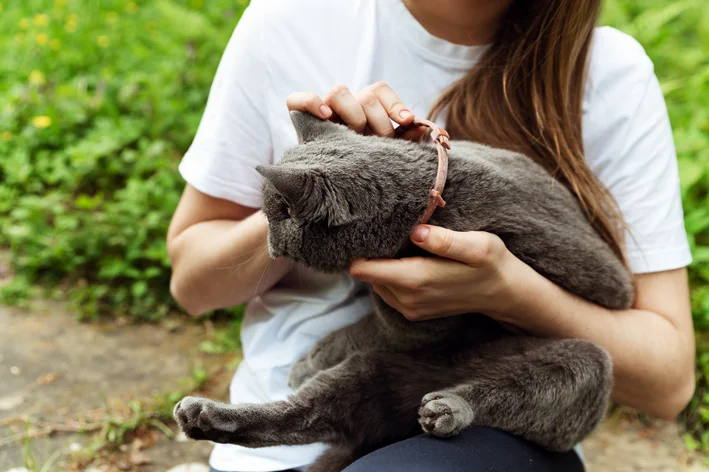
[286,82,427,141]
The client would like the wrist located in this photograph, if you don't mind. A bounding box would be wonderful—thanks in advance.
[485,250,529,323]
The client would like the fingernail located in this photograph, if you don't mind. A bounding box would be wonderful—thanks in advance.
[399,109,412,119]
[411,225,429,243]
[319,105,332,118]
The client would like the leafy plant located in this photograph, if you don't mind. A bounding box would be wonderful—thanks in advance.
[0,0,248,319]
[603,0,709,453]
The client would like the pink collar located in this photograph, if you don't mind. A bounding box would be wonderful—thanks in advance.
[397,119,450,225]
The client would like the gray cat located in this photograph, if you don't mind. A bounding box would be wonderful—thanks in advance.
[174,111,634,472]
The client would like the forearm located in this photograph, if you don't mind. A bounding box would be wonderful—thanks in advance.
[490,255,695,419]
[169,211,292,315]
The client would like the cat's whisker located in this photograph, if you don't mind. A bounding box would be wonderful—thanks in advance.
[220,244,269,274]
[254,258,274,297]
[216,245,265,270]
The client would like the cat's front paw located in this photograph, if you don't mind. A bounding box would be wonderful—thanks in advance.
[173,396,241,444]
[419,392,475,438]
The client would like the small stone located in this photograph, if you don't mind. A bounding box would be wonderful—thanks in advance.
[68,442,82,452]
[166,464,210,472]
[129,449,152,466]
[36,372,60,385]
[9,366,21,376]
[4,468,30,472]
[0,394,24,411]
[174,431,189,442]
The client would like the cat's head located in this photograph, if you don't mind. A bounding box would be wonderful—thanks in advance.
[257,111,435,272]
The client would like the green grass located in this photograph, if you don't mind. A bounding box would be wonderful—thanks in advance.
[0,0,247,320]
[1,0,709,454]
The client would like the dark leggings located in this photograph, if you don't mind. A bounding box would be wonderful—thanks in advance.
[210,427,585,472]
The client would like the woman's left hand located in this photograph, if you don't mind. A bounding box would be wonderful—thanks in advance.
[349,224,516,321]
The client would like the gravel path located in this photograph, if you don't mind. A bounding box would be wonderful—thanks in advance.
[0,303,703,471]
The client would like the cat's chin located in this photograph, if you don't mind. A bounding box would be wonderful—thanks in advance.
[267,248,352,274]
[298,259,352,275]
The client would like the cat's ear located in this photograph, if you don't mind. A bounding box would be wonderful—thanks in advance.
[258,164,361,226]
[290,110,346,143]
[256,165,307,204]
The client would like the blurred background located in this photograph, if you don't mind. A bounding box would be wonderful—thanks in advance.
[0,0,707,470]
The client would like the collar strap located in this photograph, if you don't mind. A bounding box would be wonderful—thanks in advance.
[396,119,450,225]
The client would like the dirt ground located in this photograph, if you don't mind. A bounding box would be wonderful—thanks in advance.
[0,303,704,471]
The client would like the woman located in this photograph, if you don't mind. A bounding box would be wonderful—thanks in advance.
[167,0,695,471]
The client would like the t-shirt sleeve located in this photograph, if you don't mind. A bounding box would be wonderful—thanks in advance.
[585,29,692,274]
[178,2,272,208]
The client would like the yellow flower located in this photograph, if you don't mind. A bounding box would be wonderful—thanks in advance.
[1,131,12,142]
[55,0,67,6]
[50,38,61,50]
[67,13,78,22]
[29,70,46,85]
[33,14,50,26]
[107,11,119,23]
[96,35,109,48]
[125,2,138,14]
[19,18,30,29]
[32,116,52,129]
[35,33,49,46]
[65,21,76,33]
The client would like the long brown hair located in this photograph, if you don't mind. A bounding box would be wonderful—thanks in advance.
[430,0,628,264]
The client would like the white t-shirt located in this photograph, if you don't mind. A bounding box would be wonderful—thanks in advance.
[178,0,692,470]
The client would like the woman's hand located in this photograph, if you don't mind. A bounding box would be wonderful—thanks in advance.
[286,82,427,141]
[349,224,516,321]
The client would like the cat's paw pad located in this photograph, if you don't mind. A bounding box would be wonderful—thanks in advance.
[173,396,236,443]
[418,392,475,438]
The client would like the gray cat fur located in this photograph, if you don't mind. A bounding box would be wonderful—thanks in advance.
[174,111,634,472]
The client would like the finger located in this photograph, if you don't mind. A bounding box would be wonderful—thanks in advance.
[323,84,368,133]
[410,225,502,266]
[286,92,332,119]
[372,284,428,321]
[370,284,402,311]
[356,90,395,137]
[396,124,428,142]
[367,82,414,125]
[350,257,428,288]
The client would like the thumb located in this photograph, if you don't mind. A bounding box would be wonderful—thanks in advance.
[410,225,497,265]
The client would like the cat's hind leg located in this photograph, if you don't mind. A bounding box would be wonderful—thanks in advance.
[419,337,612,451]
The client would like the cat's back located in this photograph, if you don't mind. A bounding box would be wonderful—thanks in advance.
[436,140,634,310]
[441,141,586,228]
[447,141,557,190]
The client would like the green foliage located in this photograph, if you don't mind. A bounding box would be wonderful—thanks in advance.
[0,0,247,319]
[603,0,709,320]
[602,0,709,453]
[199,305,245,354]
